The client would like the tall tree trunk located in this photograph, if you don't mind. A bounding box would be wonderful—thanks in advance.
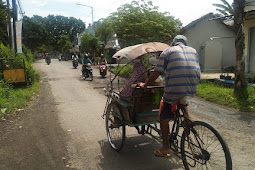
[234,0,247,93]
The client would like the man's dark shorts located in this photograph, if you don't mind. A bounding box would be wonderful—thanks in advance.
[160,101,175,120]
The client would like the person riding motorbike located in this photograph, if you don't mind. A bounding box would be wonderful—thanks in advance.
[98,53,107,77]
[45,53,51,65]
[82,54,93,78]
[72,53,79,68]
[98,53,107,65]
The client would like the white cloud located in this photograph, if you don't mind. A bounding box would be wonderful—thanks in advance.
[31,0,48,7]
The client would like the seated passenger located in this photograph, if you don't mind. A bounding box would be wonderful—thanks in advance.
[120,59,147,102]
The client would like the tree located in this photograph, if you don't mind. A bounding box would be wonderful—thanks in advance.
[44,15,85,45]
[213,0,234,16]
[233,0,247,92]
[22,15,85,53]
[0,2,9,46]
[80,33,99,58]
[57,35,73,58]
[22,16,54,51]
[96,0,181,48]
[95,18,114,46]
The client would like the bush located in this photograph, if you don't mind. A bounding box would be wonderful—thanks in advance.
[111,65,133,78]
[94,57,100,65]
[0,43,39,84]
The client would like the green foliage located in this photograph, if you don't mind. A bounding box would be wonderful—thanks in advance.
[0,43,39,83]
[111,65,133,78]
[80,33,99,54]
[94,0,181,48]
[0,2,9,46]
[0,44,40,115]
[108,0,181,47]
[197,80,255,112]
[95,18,114,45]
[57,35,73,57]
[22,15,85,53]
[213,0,234,16]
[0,81,40,114]
[22,16,54,52]
[0,43,13,58]
[94,57,100,65]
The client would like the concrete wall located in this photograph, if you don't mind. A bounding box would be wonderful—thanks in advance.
[182,19,236,73]
[244,13,255,73]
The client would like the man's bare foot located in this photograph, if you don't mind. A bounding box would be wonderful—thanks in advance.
[159,147,170,155]
[154,147,171,157]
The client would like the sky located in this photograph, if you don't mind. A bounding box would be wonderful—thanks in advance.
[7,0,233,27]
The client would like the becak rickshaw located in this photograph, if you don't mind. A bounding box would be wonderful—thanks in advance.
[102,42,170,151]
[102,41,233,170]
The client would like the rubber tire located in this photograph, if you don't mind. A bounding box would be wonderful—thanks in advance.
[89,72,93,81]
[105,102,125,152]
[181,121,232,170]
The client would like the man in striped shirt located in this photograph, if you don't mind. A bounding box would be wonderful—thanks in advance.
[139,35,201,157]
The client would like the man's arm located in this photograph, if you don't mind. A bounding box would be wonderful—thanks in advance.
[139,71,160,88]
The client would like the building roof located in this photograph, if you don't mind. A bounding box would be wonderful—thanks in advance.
[180,13,215,33]
[180,13,235,34]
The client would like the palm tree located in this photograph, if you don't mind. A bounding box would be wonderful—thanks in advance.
[213,0,234,16]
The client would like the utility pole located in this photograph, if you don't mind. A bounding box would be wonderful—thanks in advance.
[7,0,12,48]
[12,0,17,53]
[76,3,94,25]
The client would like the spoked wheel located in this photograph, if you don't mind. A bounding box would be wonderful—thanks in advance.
[105,102,125,151]
[181,121,232,170]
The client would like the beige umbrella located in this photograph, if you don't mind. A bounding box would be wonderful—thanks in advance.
[112,42,170,61]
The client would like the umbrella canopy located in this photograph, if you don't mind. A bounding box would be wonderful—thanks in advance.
[112,42,170,61]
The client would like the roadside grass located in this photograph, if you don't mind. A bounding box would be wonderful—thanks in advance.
[197,80,255,112]
[0,82,40,115]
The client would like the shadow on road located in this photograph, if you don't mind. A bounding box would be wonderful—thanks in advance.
[97,135,184,169]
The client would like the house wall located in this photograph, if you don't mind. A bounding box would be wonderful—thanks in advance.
[182,19,236,73]
[244,17,255,73]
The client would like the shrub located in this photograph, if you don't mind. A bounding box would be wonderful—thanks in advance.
[0,43,39,84]
[111,65,133,78]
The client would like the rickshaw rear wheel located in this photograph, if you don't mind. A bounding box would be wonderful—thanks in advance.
[105,102,126,151]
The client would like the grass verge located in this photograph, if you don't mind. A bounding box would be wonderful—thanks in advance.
[197,80,255,112]
[0,82,40,115]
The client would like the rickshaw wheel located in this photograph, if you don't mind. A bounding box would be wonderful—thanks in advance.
[105,102,126,151]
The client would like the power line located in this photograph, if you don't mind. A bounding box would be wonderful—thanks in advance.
[17,0,24,18]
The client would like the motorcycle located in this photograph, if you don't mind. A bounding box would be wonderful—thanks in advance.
[99,64,107,78]
[46,57,51,65]
[73,58,78,69]
[82,63,93,81]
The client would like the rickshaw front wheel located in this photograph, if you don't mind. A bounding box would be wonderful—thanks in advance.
[105,102,126,151]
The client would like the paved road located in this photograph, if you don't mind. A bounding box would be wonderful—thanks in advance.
[1,59,254,170]
[34,59,185,169]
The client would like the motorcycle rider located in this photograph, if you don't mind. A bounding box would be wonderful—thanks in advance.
[98,53,107,65]
[82,53,92,78]
[45,53,51,64]
[72,53,79,68]
[98,53,107,77]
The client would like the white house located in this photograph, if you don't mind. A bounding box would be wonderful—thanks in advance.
[180,13,236,73]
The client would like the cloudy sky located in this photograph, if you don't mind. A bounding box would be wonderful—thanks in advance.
[11,0,233,26]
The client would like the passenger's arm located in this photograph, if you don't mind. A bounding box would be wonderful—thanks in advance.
[139,71,160,88]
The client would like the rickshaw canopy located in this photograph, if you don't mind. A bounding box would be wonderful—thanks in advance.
[112,42,170,61]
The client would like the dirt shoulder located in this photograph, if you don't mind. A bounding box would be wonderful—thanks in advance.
[0,77,72,170]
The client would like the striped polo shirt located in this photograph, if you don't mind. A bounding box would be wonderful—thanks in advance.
[155,43,201,104]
